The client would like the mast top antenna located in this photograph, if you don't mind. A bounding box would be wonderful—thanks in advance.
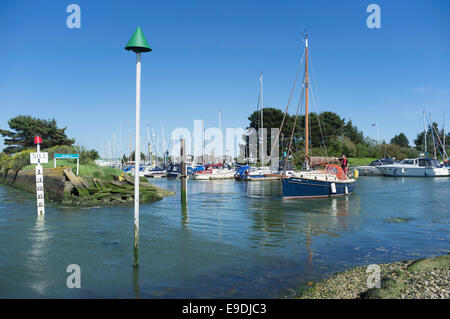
[301,27,309,47]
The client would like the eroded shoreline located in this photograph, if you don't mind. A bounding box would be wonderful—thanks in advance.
[296,255,450,299]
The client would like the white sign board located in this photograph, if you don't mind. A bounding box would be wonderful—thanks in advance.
[30,152,48,164]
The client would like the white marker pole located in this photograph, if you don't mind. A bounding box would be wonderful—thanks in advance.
[134,52,141,267]
[125,25,151,268]
[35,141,45,215]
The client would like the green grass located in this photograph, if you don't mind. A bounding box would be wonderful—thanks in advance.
[22,160,123,180]
[348,158,377,167]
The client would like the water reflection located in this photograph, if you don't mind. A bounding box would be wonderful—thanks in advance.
[0,175,448,298]
[133,266,140,299]
[26,213,50,295]
[247,187,356,267]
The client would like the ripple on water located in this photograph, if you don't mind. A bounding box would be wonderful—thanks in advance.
[0,177,449,298]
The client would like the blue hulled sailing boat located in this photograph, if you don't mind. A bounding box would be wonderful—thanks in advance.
[281,34,357,199]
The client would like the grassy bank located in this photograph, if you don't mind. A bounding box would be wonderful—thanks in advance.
[22,161,123,180]
[296,255,450,299]
[1,147,174,206]
[348,157,377,167]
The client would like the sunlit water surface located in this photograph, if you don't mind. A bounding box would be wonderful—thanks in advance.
[0,176,448,298]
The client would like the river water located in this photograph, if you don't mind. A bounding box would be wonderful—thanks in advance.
[0,176,448,298]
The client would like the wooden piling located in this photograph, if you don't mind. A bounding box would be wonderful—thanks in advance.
[180,139,187,204]
[133,263,141,299]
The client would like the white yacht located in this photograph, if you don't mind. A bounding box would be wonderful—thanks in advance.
[353,158,397,176]
[191,163,236,180]
[378,158,449,177]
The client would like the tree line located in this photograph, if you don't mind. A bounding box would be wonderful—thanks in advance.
[247,108,449,162]
[0,115,99,171]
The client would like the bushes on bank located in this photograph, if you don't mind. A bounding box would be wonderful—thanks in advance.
[0,149,34,172]
[0,144,101,175]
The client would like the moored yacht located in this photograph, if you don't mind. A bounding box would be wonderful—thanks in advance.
[282,159,357,199]
[353,158,398,176]
[234,166,280,181]
[191,163,235,180]
[378,158,448,177]
[279,33,358,199]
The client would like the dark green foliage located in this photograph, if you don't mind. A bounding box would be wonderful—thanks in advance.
[74,145,99,164]
[128,151,147,162]
[246,107,429,163]
[248,107,294,157]
[390,133,409,148]
[0,115,75,154]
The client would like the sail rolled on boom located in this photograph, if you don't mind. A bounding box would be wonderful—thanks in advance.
[308,156,339,166]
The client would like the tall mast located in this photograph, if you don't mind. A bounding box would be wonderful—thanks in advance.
[113,133,116,167]
[152,126,157,166]
[147,125,150,165]
[202,119,205,164]
[219,109,222,162]
[119,124,122,164]
[430,113,436,158]
[423,111,427,157]
[444,112,447,159]
[259,72,264,165]
[305,35,309,159]
[161,125,166,166]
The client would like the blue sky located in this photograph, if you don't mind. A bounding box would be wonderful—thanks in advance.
[0,0,449,155]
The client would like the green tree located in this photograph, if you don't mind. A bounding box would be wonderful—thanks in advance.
[73,145,100,164]
[129,151,147,162]
[248,107,294,158]
[413,122,446,157]
[390,133,409,148]
[247,109,369,159]
[0,115,74,154]
[343,120,364,144]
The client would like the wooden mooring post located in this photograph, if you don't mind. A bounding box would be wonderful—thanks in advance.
[180,139,187,204]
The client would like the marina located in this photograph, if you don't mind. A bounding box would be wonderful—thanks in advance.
[0,1,449,302]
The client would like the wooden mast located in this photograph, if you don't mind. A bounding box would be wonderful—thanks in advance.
[304,35,309,161]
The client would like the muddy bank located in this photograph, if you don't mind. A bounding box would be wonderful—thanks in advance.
[296,255,450,299]
[0,167,174,206]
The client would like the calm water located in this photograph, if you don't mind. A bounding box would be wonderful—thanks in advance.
[0,176,448,298]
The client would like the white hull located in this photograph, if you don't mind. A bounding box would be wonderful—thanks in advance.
[192,169,235,180]
[379,165,448,177]
[353,166,382,176]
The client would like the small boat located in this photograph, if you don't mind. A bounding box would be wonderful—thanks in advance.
[282,161,357,199]
[191,163,235,180]
[143,166,167,178]
[234,166,280,181]
[123,165,147,177]
[353,158,398,176]
[378,158,449,177]
[166,163,194,178]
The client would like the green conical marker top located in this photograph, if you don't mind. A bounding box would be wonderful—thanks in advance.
[125,26,152,53]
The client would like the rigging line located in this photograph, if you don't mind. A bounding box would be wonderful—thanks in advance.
[426,113,438,158]
[284,70,306,175]
[308,50,329,158]
[269,49,306,159]
[427,113,447,159]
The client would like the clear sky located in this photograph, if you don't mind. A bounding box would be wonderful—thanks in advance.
[0,0,449,156]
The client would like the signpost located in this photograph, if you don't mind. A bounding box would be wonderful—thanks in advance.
[31,136,47,215]
[54,153,80,175]
[30,152,48,164]
[125,26,152,267]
